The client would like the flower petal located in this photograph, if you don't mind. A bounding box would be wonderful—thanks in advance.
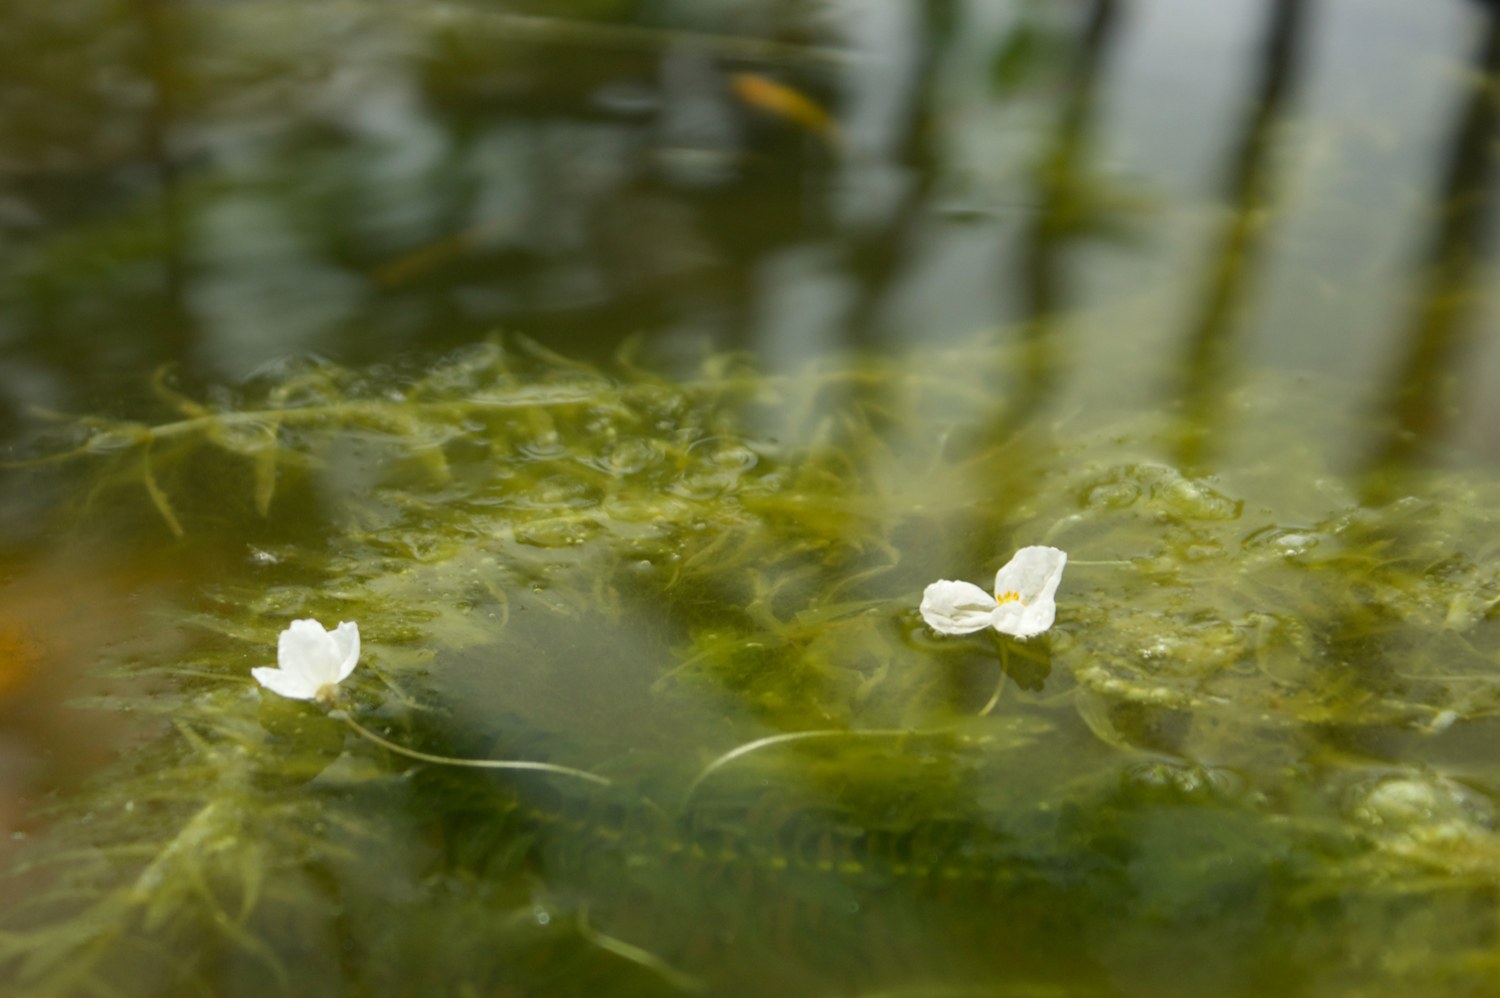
[990,594,1057,639]
[990,546,1067,638]
[920,580,1000,634]
[278,618,345,687]
[329,621,361,681]
[992,546,1068,603]
[252,665,321,701]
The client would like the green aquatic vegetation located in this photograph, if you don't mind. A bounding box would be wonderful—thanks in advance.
[7,335,1500,995]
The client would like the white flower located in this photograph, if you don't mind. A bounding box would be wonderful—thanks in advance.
[920,546,1067,639]
[252,619,361,703]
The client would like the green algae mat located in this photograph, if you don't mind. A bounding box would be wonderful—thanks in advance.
[4,332,1500,997]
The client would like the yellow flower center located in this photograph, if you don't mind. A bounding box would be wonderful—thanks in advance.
[995,590,1024,605]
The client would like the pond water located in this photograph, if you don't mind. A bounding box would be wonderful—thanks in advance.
[4,1,1500,995]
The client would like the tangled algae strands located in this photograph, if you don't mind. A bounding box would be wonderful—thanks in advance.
[7,334,1500,995]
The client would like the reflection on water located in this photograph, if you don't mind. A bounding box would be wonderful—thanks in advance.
[5,1,1500,995]
[1171,0,1306,472]
[1365,7,1500,488]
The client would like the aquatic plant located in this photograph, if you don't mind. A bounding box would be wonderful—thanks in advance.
[4,334,1500,995]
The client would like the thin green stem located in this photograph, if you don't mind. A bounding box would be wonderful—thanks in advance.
[978,643,1009,717]
[578,907,704,993]
[681,728,912,810]
[333,711,612,787]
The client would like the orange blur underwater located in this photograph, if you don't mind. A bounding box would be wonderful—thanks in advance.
[730,72,842,148]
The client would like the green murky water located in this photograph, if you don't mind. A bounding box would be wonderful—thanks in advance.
[4,2,1500,996]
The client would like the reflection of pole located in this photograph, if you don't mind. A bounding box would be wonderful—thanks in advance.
[1172,0,1307,472]
[1311,8,1500,731]
[1363,9,1500,491]
[1011,0,1121,423]
[839,0,956,344]
[132,0,192,360]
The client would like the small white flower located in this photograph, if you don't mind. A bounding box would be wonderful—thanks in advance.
[920,546,1067,639]
[252,619,360,703]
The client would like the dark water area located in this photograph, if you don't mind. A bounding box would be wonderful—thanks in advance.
[3,2,1500,996]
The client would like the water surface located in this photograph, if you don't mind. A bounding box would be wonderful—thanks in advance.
[3,2,1500,995]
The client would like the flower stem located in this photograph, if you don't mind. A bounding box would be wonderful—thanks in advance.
[332,710,613,787]
[681,728,912,810]
[978,643,1009,717]
[578,907,704,993]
